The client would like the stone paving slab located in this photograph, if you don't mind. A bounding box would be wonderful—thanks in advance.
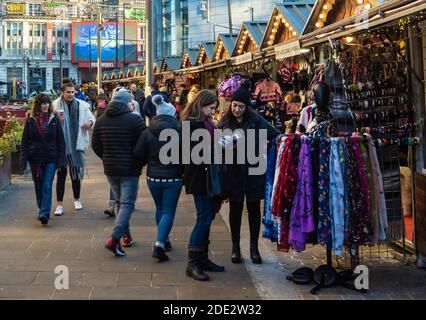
[0,149,260,300]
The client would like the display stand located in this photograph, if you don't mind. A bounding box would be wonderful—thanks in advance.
[286,80,368,295]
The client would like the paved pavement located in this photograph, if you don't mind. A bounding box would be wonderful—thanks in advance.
[0,149,425,300]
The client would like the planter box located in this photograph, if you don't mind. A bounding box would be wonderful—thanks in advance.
[0,152,11,191]
[415,173,426,258]
[11,145,23,174]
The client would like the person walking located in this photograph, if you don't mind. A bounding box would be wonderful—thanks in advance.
[92,90,146,256]
[143,83,170,120]
[130,83,145,107]
[219,86,280,264]
[134,95,181,262]
[20,94,65,225]
[95,88,108,118]
[102,88,143,218]
[52,81,95,216]
[180,90,225,281]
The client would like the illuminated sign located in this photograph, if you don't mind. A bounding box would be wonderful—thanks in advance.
[42,3,67,16]
[6,3,26,15]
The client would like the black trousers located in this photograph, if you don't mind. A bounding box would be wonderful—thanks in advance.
[229,200,261,244]
[56,167,81,202]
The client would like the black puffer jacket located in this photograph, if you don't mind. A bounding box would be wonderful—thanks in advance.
[134,115,182,179]
[20,114,65,169]
[219,111,280,202]
[92,101,146,177]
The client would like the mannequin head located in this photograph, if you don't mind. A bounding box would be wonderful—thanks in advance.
[313,81,331,111]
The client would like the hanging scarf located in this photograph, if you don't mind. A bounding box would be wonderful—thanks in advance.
[61,98,85,180]
[262,137,278,241]
[289,135,315,252]
[317,136,332,247]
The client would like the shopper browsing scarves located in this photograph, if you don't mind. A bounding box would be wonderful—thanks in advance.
[180,90,225,281]
[52,81,96,215]
[91,90,146,257]
[20,94,66,226]
[134,95,181,262]
[219,86,280,264]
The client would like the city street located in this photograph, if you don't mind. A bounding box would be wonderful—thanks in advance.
[0,150,425,300]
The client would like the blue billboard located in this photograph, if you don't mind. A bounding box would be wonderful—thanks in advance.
[72,22,138,66]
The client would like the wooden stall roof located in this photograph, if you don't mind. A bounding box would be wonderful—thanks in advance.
[261,1,315,48]
[232,21,267,56]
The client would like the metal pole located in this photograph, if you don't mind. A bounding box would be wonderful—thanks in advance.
[227,0,233,34]
[123,1,126,66]
[116,9,118,69]
[97,10,102,94]
[145,0,154,94]
[59,40,63,87]
[89,28,92,84]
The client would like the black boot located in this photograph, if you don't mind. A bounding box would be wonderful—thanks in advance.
[201,245,225,272]
[152,245,169,262]
[231,242,241,264]
[186,249,210,281]
[250,242,262,264]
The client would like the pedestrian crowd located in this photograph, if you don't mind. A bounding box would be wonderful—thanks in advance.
[20,79,279,281]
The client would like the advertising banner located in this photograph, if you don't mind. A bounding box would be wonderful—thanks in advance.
[71,22,138,67]
[46,23,53,60]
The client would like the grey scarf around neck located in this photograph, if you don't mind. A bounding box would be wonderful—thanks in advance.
[61,98,85,180]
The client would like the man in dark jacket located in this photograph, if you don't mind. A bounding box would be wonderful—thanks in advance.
[92,90,146,256]
[143,83,169,120]
[130,83,145,108]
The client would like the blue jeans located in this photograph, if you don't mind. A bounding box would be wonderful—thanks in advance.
[188,194,216,249]
[107,176,139,240]
[147,180,182,246]
[30,162,56,219]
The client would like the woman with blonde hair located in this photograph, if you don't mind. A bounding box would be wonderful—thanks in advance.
[181,89,225,281]
[20,94,65,225]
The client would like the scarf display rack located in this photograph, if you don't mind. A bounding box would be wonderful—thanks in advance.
[263,120,376,294]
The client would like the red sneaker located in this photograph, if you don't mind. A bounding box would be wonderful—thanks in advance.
[105,236,126,256]
[121,234,134,247]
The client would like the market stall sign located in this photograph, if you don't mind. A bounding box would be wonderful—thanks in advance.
[125,8,146,21]
[275,40,301,60]
[234,52,252,65]
[6,3,26,15]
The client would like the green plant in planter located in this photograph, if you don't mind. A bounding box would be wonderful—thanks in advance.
[3,119,24,146]
[0,136,15,166]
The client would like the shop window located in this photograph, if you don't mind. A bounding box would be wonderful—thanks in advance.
[6,68,23,99]
[29,68,46,94]
[53,68,69,93]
